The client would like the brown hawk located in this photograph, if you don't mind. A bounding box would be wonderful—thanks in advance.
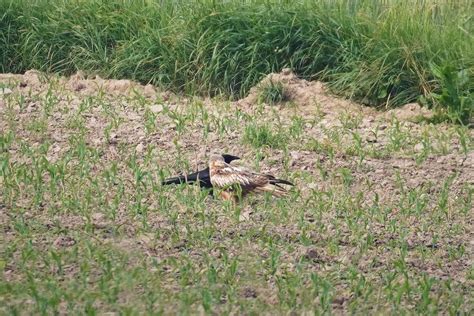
[209,154,293,201]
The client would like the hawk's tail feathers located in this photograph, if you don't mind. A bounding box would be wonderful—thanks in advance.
[257,183,289,197]
[269,178,294,186]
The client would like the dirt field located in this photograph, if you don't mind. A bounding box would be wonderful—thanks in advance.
[1,70,473,314]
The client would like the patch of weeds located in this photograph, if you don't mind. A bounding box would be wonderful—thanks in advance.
[257,80,289,105]
[0,80,18,90]
[43,85,60,115]
[78,96,95,113]
[322,126,343,148]
[243,123,287,149]
[336,167,354,188]
[422,63,472,125]
[65,114,86,131]
[386,119,414,152]
[310,273,333,313]
[437,175,456,219]
[468,265,474,281]
[130,89,148,108]
[339,112,362,130]
[289,115,305,140]
[0,130,15,153]
[455,126,471,160]
[345,131,366,165]
[212,115,238,136]
[143,108,158,134]
[26,116,48,134]
[164,108,190,135]
[305,138,336,162]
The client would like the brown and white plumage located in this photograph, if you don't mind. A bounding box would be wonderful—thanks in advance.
[209,154,293,201]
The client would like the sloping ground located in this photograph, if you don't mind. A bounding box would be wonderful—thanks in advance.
[0,70,473,314]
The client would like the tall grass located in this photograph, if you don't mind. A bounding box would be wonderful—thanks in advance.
[1,0,472,120]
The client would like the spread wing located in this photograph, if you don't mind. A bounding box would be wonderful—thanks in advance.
[211,165,267,191]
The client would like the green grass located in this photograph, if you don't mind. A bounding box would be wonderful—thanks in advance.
[243,122,288,149]
[257,80,289,105]
[1,77,473,314]
[0,0,473,121]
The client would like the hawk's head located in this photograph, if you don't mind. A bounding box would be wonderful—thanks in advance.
[209,153,225,162]
[209,154,226,170]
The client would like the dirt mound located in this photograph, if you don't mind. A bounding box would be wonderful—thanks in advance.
[237,68,434,122]
[238,68,327,108]
[385,102,435,121]
[0,69,160,99]
[66,71,157,98]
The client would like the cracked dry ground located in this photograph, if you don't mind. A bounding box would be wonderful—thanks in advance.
[0,70,473,314]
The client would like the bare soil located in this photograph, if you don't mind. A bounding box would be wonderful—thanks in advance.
[1,69,473,314]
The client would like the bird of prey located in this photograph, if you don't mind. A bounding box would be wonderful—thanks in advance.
[209,154,293,201]
[161,154,240,190]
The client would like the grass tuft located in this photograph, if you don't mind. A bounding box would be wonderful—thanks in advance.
[243,122,287,149]
[257,80,289,105]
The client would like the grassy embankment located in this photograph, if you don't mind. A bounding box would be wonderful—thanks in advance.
[0,0,472,122]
